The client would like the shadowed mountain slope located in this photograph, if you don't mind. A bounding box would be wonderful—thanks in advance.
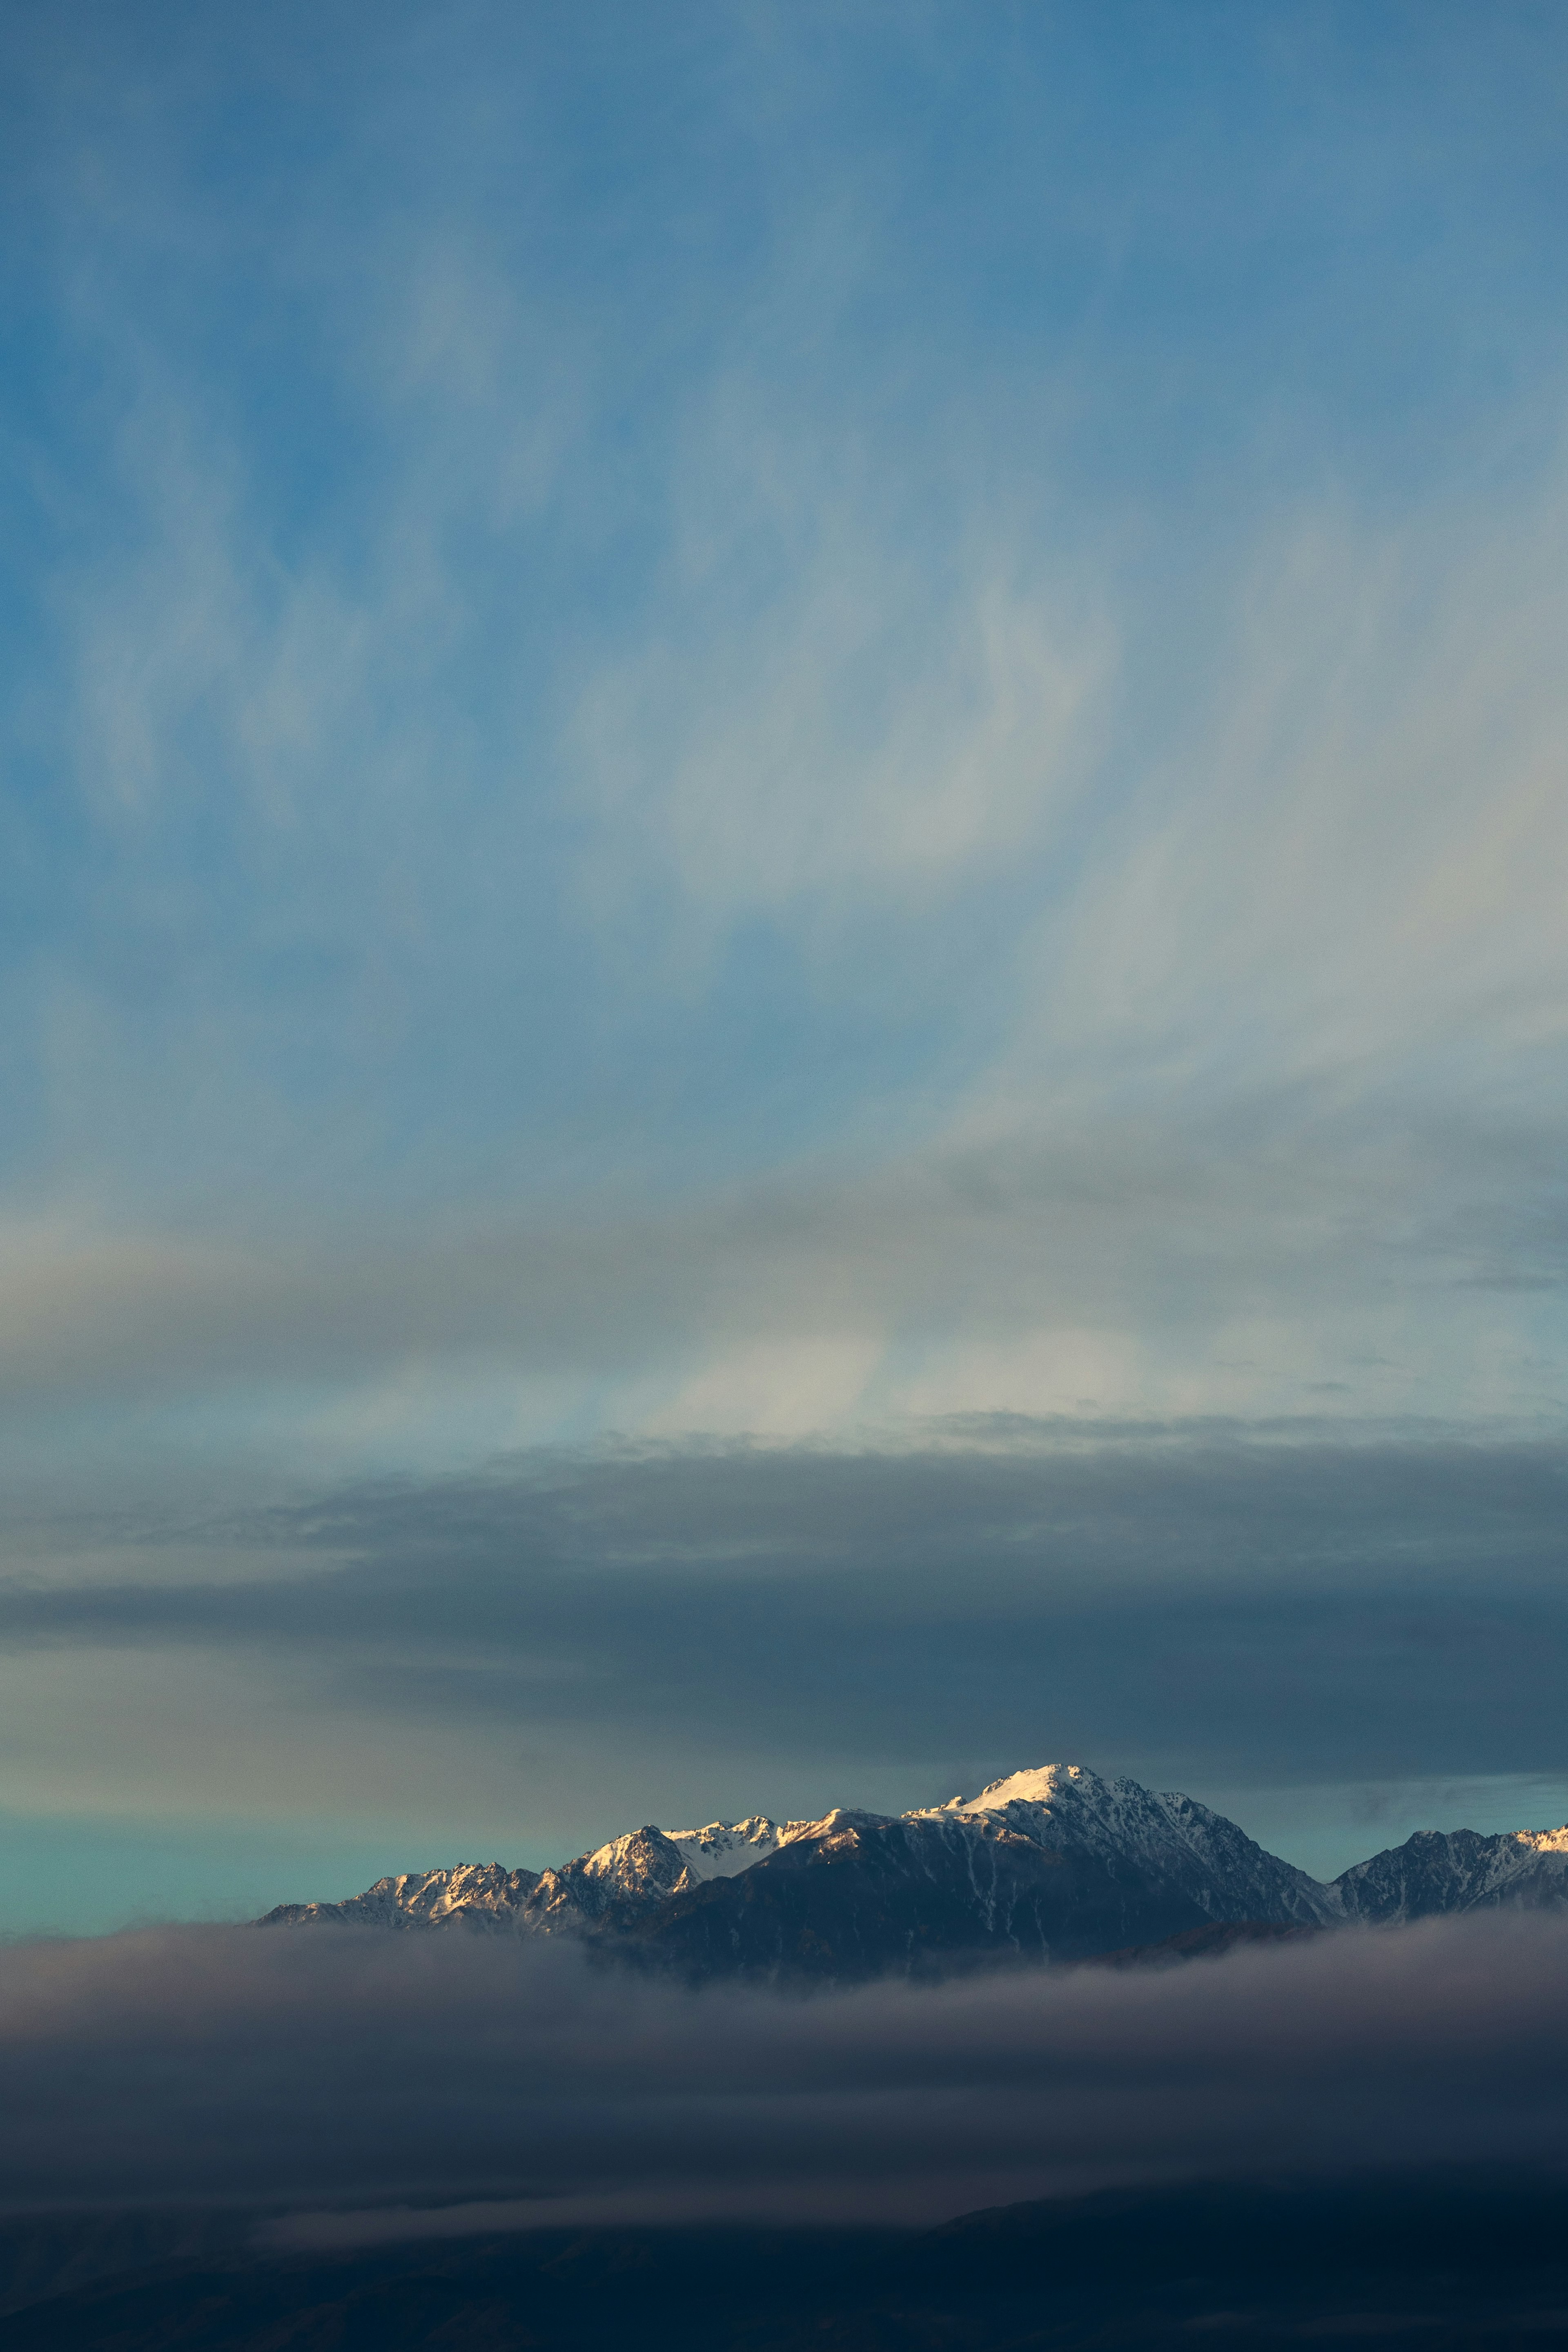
[258,1761,1568,1981]
[1335,1824,1568,1921]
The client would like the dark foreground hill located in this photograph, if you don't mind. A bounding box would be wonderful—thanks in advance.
[7,2170,1568,2351]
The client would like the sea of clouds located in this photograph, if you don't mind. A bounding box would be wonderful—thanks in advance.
[2,1912,1566,2245]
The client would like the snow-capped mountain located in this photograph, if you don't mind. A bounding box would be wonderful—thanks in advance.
[258,1762,1568,1978]
[927,1764,1337,1927]
[259,1762,1331,1971]
[1334,1824,1568,1921]
[259,1815,823,1940]
[626,1768,1338,1981]
[263,1862,541,1932]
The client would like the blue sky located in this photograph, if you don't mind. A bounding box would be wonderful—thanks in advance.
[2,1,1568,1929]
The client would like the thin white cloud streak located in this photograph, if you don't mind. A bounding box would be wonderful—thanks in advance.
[19,196,594,1223]
[307,454,1568,1428]
[0,1052,1558,1448]
[570,384,1113,926]
[1013,470,1568,1098]
[7,13,1568,1461]
[52,267,573,866]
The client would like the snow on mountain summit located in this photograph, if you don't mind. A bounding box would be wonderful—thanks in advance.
[259,1762,1338,1947]
[257,1762,1568,1967]
[926,1761,1339,1927]
[666,1817,794,1880]
[946,1762,1102,1812]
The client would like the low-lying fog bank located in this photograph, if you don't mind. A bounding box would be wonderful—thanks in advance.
[1,1910,1565,2238]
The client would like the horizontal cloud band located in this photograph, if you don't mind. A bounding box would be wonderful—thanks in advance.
[5,1424,1565,1796]
[3,1913,1568,2234]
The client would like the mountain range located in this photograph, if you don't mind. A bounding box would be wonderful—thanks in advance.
[259,1762,1568,1979]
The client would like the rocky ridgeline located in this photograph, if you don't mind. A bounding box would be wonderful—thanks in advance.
[258,1762,1568,1981]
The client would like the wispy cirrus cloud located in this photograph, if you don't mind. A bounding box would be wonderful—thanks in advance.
[3,2,1568,1923]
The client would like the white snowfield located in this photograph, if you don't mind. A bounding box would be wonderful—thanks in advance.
[665,1817,797,1880]
[662,1807,879,1879]
[258,1761,1568,1938]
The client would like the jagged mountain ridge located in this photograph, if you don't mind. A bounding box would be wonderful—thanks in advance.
[1336,1824,1568,1922]
[264,1862,541,1932]
[613,1767,1340,1980]
[261,1818,799,1939]
[259,1762,1324,1974]
[258,1762,1568,1978]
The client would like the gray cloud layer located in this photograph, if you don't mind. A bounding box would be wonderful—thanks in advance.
[4,1914,1568,2238]
[2,1080,1564,1422]
[6,1423,1564,1799]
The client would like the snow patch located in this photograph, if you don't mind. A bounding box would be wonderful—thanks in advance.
[665,1818,788,1881]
